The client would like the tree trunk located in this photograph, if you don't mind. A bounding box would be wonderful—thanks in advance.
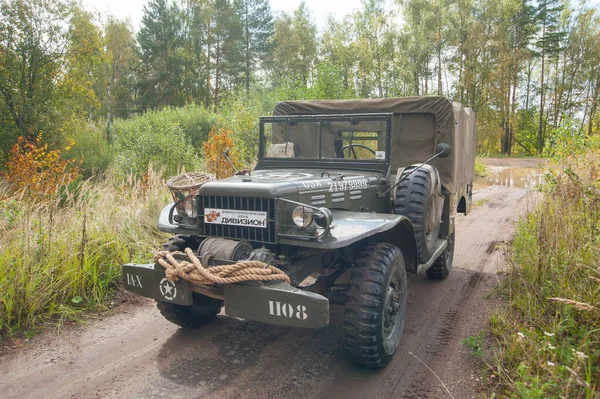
[244,2,250,94]
[106,63,112,143]
[538,20,547,155]
[589,76,600,136]
[437,25,443,95]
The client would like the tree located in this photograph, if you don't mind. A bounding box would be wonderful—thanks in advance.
[234,0,273,93]
[103,17,137,140]
[354,0,395,97]
[137,0,186,110]
[535,0,565,153]
[270,3,317,90]
[208,0,244,109]
[0,0,69,143]
[61,6,104,121]
[322,16,356,94]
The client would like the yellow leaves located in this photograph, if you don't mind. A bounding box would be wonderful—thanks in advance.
[1,133,81,198]
[202,128,240,179]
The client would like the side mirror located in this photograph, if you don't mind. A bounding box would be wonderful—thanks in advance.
[435,142,451,158]
[222,147,239,174]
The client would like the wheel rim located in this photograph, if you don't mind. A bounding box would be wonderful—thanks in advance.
[383,274,401,341]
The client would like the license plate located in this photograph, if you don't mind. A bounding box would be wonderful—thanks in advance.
[122,263,193,305]
[224,282,329,328]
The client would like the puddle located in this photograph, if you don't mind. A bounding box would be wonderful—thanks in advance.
[475,167,545,190]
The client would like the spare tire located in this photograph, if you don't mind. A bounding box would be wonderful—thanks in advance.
[394,168,441,263]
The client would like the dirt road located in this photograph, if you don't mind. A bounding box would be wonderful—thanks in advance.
[0,159,542,399]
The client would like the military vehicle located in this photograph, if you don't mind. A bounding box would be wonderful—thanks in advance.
[123,96,477,369]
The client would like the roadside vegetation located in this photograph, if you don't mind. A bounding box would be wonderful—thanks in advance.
[480,135,600,397]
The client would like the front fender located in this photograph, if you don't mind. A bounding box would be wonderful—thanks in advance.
[157,203,198,235]
[278,210,413,249]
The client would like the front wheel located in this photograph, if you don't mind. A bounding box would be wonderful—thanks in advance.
[157,292,223,328]
[343,243,408,369]
[157,235,222,327]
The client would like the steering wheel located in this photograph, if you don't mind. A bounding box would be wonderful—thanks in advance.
[336,144,376,159]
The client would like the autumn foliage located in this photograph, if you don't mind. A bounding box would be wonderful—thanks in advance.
[202,128,240,179]
[2,134,81,197]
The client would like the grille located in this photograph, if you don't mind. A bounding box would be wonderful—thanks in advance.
[201,196,276,243]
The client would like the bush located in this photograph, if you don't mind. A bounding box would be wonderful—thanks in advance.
[202,127,241,179]
[67,122,114,177]
[159,104,219,149]
[0,167,171,335]
[217,94,268,166]
[1,133,80,198]
[112,111,200,177]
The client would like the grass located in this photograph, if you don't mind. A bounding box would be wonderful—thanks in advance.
[463,330,486,357]
[481,150,600,398]
[0,167,171,337]
[475,159,490,177]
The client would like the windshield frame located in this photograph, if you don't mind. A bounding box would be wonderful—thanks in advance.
[257,113,392,173]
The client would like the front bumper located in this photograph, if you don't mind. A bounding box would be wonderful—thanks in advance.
[122,263,330,328]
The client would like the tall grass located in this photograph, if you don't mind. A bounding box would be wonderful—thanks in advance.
[0,167,171,335]
[487,150,600,398]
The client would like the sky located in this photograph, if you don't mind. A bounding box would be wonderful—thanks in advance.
[79,0,366,31]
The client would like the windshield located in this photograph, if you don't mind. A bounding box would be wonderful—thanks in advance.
[260,114,391,162]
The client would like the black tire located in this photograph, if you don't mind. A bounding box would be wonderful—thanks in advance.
[157,292,223,328]
[343,243,408,369]
[394,168,441,262]
[426,232,455,280]
[157,235,222,328]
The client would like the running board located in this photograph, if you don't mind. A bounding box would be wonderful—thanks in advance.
[416,238,448,274]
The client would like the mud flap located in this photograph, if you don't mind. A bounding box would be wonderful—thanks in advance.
[224,282,329,328]
[122,263,193,306]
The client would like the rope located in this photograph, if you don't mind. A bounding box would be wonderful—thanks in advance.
[153,248,290,300]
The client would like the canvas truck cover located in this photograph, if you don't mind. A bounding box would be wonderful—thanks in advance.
[273,96,477,196]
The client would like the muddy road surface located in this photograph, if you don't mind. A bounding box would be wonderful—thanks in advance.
[0,159,543,399]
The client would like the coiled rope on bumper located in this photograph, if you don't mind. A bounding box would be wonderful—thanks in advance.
[153,248,290,299]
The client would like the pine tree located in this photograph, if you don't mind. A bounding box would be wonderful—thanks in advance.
[137,0,186,110]
[234,0,273,93]
[535,0,565,153]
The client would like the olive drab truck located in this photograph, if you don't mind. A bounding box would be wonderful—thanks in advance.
[122,96,477,369]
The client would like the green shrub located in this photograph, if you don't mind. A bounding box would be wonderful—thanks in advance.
[161,104,219,148]
[67,122,114,177]
[217,94,268,166]
[112,111,200,177]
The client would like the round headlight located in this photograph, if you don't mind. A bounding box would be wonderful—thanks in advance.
[292,206,313,228]
[184,197,197,218]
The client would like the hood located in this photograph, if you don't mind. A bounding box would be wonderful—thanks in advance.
[198,169,379,198]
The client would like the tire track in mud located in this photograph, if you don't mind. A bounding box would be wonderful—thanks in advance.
[318,187,533,399]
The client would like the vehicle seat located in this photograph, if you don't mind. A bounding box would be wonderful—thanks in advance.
[267,142,295,158]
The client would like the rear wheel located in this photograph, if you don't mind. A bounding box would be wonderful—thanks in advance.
[394,168,441,262]
[156,235,222,328]
[343,243,408,369]
[426,232,455,280]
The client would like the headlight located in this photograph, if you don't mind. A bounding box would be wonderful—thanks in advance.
[292,206,313,228]
[183,197,197,218]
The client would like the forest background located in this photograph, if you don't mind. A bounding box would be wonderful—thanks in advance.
[1,0,599,179]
